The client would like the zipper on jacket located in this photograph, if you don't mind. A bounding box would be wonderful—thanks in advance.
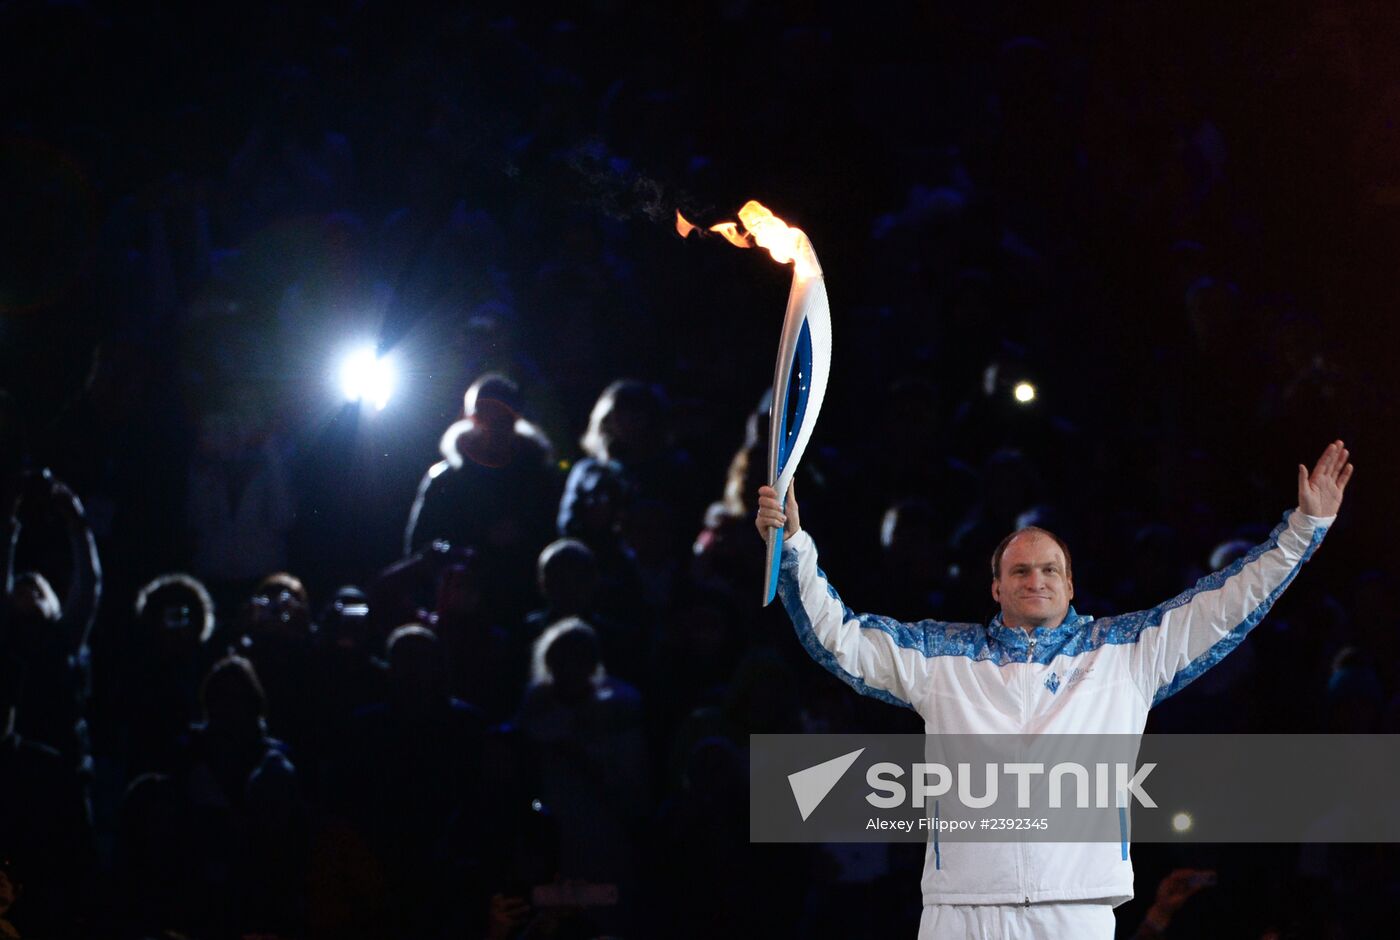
[933,799,941,870]
[1017,631,1036,905]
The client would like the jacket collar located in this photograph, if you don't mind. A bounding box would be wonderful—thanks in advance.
[988,606,1086,650]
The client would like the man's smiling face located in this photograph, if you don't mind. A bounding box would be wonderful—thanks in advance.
[992,531,1074,630]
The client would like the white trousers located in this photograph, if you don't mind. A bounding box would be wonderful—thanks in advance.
[918,902,1116,939]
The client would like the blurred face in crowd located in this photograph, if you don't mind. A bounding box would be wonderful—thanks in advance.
[540,559,596,614]
[322,590,370,650]
[992,532,1073,630]
[574,468,625,535]
[249,584,309,637]
[9,573,59,626]
[602,405,647,454]
[545,629,600,703]
[388,628,445,713]
[201,658,267,734]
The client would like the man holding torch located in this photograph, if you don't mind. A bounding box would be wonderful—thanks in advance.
[755,441,1352,939]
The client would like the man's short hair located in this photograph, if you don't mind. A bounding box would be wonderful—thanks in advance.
[465,372,523,416]
[530,616,604,688]
[990,526,1073,581]
[386,623,437,662]
[537,538,597,580]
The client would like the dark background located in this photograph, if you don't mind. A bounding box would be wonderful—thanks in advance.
[1,1,1396,937]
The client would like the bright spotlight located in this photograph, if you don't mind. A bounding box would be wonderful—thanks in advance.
[339,346,396,410]
[1172,811,1193,833]
[1012,381,1037,404]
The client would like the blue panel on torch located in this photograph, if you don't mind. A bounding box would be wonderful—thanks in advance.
[778,318,814,474]
[767,318,815,605]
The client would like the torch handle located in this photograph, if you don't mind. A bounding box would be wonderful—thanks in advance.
[763,520,785,606]
[762,269,829,607]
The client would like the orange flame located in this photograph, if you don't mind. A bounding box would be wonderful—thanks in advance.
[675,210,698,239]
[737,201,818,277]
[708,221,752,249]
[677,201,821,278]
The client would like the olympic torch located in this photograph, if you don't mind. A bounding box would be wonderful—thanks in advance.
[678,202,832,605]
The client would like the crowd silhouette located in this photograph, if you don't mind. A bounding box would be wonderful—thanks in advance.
[3,1,1397,937]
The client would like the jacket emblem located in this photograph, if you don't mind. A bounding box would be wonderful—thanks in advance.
[1046,667,1093,695]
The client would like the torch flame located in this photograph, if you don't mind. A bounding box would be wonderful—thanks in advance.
[708,221,752,249]
[677,200,821,279]
[737,201,820,277]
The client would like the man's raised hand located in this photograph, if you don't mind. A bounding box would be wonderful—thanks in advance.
[1298,440,1354,518]
[755,483,801,539]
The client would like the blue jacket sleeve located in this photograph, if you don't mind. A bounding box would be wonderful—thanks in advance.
[778,530,948,710]
[1096,510,1332,706]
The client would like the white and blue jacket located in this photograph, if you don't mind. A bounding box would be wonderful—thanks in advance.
[777,509,1332,907]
